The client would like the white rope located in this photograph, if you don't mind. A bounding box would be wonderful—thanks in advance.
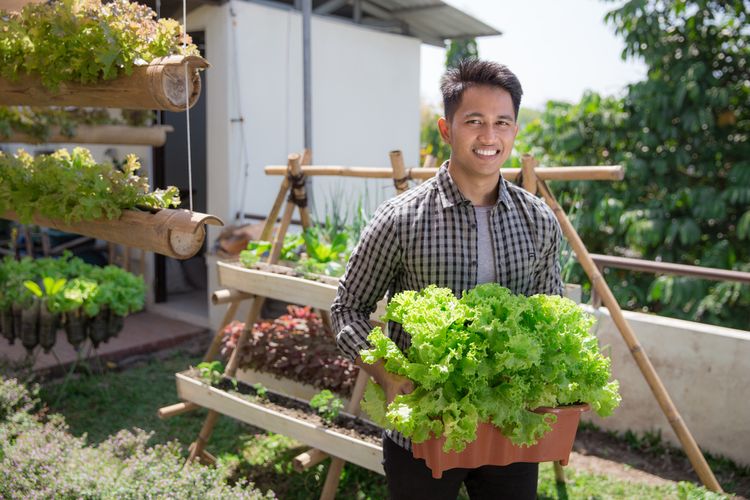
[183,0,194,212]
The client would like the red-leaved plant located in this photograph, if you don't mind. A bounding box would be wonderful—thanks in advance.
[221,306,358,397]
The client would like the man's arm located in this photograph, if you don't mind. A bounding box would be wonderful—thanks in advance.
[331,202,413,401]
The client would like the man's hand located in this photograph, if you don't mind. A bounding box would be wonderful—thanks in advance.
[379,371,415,405]
[355,357,414,404]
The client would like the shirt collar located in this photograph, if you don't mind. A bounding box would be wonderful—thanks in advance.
[435,161,512,210]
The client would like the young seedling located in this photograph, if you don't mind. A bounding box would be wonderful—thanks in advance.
[309,389,344,423]
[196,361,224,386]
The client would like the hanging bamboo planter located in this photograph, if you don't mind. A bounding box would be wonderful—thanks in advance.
[0,124,175,146]
[0,208,223,260]
[0,55,209,111]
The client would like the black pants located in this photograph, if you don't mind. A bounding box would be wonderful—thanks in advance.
[382,435,538,500]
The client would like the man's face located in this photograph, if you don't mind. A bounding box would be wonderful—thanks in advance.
[438,85,519,180]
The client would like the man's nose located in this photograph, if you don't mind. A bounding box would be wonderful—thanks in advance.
[478,124,498,143]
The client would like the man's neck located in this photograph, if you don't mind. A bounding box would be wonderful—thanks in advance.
[446,161,500,207]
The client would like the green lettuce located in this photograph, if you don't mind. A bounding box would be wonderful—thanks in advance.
[361,283,621,452]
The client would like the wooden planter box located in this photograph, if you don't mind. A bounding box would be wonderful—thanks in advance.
[1,208,223,260]
[216,260,387,318]
[0,55,208,111]
[0,124,174,146]
[235,367,354,408]
[175,371,384,475]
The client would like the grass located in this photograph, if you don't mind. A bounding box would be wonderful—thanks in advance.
[38,350,732,499]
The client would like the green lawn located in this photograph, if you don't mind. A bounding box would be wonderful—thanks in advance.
[39,352,728,499]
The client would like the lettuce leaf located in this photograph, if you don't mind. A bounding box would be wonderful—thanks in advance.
[360,283,621,452]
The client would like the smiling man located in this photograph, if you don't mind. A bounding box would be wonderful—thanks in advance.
[332,59,563,499]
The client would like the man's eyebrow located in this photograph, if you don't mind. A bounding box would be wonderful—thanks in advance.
[463,112,516,121]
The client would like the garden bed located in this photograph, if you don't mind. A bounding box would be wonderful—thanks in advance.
[175,371,384,474]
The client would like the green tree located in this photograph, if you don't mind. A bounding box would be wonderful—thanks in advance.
[516,0,749,328]
[445,38,479,68]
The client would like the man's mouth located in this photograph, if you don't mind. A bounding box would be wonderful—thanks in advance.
[473,148,499,157]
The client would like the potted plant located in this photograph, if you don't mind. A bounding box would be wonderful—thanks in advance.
[23,276,67,353]
[84,266,145,347]
[60,278,98,349]
[360,283,622,478]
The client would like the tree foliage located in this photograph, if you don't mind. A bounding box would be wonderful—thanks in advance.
[445,38,479,69]
[516,0,749,328]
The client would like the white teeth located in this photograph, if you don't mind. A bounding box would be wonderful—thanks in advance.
[475,149,498,156]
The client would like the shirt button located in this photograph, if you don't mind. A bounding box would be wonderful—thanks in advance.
[470,260,477,266]
[470,223,477,229]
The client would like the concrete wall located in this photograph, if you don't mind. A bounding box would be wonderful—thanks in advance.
[583,306,750,465]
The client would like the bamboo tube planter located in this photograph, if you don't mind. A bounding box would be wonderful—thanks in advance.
[0,124,175,146]
[0,208,223,260]
[265,164,625,182]
[0,55,209,111]
[176,372,384,474]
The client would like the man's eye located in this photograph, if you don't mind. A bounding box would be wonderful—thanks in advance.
[467,119,481,125]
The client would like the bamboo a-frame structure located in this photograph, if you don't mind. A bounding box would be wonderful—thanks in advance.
[167,151,722,496]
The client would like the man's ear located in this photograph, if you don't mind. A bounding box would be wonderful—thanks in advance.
[437,116,450,143]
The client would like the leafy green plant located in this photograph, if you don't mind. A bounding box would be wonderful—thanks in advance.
[239,233,303,268]
[23,276,67,313]
[309,390,344,423]
[252,383,268,400]
[0,106,156,142]
[196,361,224,386]
[0,147,180,224]
[361,283,621,452]
[0,0,199,90]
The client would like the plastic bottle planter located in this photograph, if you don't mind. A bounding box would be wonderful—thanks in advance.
[412,404,590,479]
[64,309,88,349]
[38,303,59,353]
[0,307,14,344]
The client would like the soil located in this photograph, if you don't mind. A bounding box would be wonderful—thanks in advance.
[572,426,749,498]
[213,376,382,446]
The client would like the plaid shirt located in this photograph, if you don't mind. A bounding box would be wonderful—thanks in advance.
[331,163,563,449]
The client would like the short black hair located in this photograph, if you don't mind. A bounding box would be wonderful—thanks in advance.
[440,59,523,121]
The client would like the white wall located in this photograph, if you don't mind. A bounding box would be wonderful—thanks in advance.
[584,306,750,466]
[192,1,421,229]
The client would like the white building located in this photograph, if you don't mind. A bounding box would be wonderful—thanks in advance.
[149,0,498,322]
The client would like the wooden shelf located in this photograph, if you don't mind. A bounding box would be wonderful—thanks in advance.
[235,367,354,408]
[0,124,174,146]
[0,55,209,111]
[216,260,387,318]
[1,208,223,260]
[176,371,384,475]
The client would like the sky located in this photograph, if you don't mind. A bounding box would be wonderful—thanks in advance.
[420,0,648,111]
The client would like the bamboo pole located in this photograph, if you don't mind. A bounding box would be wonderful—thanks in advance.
[264,165,624,182]
[389,150,410,194]
[319,370,371,499]
[212,289,254,305]
[0,125,174,146]
[1,208,223,260]
[289,154,312,230]
[521,154,538,195]
[0,56,209,111]
[188,186,299,461]
[535,179,722,493]
[260,177,290,242]
[158,401,199,419]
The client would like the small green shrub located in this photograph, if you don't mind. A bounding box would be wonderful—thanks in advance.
[0,376,274,499]
[309,390,344,423]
